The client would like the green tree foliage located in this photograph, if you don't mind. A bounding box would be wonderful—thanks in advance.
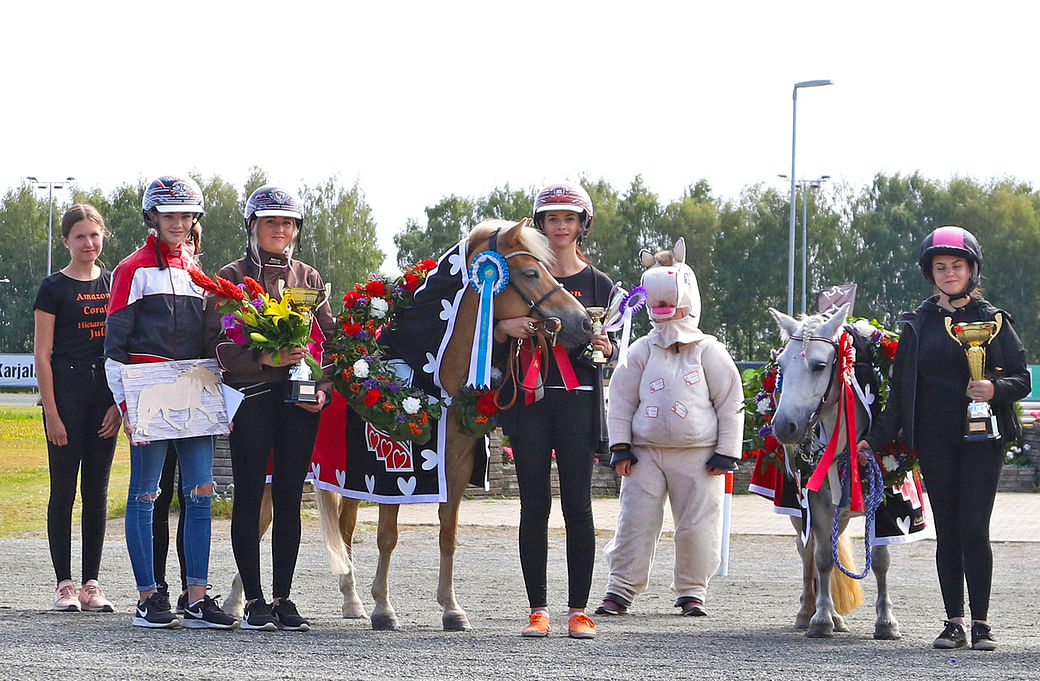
[0,186,48,352]
[394,195,479,269]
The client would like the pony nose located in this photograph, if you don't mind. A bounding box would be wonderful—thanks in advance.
[773,417,799,443]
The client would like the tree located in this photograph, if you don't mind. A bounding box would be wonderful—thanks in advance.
[393,195,478,269]
[301,178,383,298]
[196,175,243,271]
[0,186,48,351]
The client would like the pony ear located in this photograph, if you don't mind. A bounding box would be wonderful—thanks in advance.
[518,217,533,230]
[818,302,851,340]
[768,307,800,341]
[639,249,656,268]
[501,218,527,244]
[673,237,686,264]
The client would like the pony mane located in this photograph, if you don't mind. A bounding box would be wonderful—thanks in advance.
[467,219,555,266]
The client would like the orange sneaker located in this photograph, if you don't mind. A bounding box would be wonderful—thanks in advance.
[568,612,596,639]
[521,611,550,637]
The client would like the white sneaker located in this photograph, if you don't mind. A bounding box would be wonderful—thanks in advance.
[53,580,79,612]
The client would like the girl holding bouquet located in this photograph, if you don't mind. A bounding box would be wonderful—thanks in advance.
[493,182,614,639]
[203,185,335,632]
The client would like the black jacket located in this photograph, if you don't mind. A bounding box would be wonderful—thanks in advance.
[866,296,1030,452]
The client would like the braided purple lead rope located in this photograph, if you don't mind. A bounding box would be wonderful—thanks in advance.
[831,450,884,579]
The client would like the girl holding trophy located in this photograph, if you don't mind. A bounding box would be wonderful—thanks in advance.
[493,182,614,640]
[203,185,335,632]
[859,226,1029,651]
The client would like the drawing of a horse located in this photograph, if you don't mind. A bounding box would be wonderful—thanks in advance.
[134,364,221,436]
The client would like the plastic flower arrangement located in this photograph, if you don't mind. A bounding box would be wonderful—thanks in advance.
[742,316,918,495]
[328,259,444,442]
[188,268,321,379]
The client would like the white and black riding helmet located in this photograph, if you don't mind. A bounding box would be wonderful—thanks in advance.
[142,175,205,228]
[918,225,983,301]
[244,185,305,262]
[533,181,594,245]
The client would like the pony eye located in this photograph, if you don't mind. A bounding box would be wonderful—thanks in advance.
[521,268,539,279]
[812,361,828,372]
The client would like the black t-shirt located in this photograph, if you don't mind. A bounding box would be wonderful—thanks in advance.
[916,303,972,425]
[33,270,112,362]
[547,264,613,389]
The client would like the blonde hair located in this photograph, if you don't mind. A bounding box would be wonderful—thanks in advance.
[61,204,108,239]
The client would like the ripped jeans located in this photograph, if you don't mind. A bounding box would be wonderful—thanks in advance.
[125,436,214,592]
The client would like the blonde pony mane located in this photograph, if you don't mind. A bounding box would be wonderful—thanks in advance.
[467,219,555,266]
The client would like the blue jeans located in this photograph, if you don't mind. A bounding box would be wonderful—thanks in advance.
[125,436,214,592]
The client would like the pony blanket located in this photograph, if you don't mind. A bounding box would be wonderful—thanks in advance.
[749,328,929,546]
[309,240,488,503]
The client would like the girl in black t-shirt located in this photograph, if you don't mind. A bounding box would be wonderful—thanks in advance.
[494,182,613,640]
[33,204,121,613]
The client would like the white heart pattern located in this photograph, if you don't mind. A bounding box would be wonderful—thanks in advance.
[421,449,438,471]
[439,299,454,321]
[365,475,376,494]
[423,352,437,375]
[397,476,417,496]
[312,462,321,481]
[336,469,346,489]
[448,250,465,276]
[896,515,911,535]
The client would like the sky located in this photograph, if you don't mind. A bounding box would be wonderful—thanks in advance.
[3,0,1039,270]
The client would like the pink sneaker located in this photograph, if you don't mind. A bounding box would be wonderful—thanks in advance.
[78,580,114,612]
[53,580,79,612]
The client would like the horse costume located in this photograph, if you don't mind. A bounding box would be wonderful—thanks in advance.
[599,238,744,614]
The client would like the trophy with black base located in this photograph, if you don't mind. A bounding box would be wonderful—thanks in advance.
[945,315,1003,441]
[280,284,330,404]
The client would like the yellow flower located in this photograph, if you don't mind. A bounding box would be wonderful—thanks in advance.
[266,295,293,322]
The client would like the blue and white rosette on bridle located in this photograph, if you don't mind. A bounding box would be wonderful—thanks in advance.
[602,285,648,366]
[468,250,509,388]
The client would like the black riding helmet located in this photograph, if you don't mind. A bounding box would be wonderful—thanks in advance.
[918,225,983,302]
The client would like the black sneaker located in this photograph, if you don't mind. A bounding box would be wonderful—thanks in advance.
[273,598,311,632]
[933,620,967,649]
[133,592,181,629]
[971,621,997,651]
[241,598,278,631]
[594,593,629,616]
[176,591,188,615]
[675,597,708,617]
[183,595,238,630]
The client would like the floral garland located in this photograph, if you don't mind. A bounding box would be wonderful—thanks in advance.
[328,259,443,442]
[452,383,501,439]
[742,316,918,493]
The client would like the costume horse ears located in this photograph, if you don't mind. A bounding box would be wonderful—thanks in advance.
[639,237,687,268]
[768,302,851,342]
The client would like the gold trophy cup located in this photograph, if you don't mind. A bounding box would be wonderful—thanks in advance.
[585,306,607,363]
[280,283,330,404]
[944,314,1003,441]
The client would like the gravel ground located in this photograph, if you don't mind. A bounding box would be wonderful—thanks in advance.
[3,518,1039,680]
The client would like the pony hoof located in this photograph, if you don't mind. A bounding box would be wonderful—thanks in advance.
[442,613,472,631]
[874,623,902,640]
[806,622,834,638]
[371,614,400,631]
[794,614,811,630]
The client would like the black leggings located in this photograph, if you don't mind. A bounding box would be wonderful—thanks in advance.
[508,389,596,610]
[152,445,187,592]
[916,421,1003,621]
[229,387,321,601]
[45,363,116,585]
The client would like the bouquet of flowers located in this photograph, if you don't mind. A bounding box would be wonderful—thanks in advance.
[742,316,918,494]
[328,259,444,442]
[451,384,501,439]
[189,269,321,379]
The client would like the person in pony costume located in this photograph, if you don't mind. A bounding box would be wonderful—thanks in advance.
[595,238,744,617]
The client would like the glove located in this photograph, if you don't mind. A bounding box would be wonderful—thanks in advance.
[609,443,638,468]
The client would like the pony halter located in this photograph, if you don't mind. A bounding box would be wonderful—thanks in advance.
[487,228,567,320]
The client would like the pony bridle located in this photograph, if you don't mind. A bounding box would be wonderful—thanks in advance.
[786,332,841,429]
[487,228,566,330]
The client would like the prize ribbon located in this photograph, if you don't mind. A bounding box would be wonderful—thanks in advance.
[467,251,509,388]
[602,285,648,366]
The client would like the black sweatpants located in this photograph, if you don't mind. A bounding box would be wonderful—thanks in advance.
[916,421,1003,621]
[229,386,321,601]
[44,362,116,585]
[152,445,187,592]
[507,389,596,610]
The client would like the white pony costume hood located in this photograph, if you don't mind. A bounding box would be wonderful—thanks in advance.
[639,237,706,346]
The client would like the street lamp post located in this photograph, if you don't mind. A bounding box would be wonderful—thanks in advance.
[27,176,76,276]
[780,174,830,314]
[787,79,832,316]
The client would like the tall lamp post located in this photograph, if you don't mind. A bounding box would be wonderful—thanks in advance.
[787,80,832,315]
[26,176,76,276]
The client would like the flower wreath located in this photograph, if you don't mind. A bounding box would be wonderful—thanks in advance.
[742,316,918,494]
[328,259,444,442]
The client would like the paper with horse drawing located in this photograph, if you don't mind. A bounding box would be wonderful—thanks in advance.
[121,359,230,444]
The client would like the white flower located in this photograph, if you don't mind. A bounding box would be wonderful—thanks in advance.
[852,319,877,341]
[402,396,422,415]
[370,297,389,319]
[353,359,370,378]
[756,396,772,414]
[881,455,898,472]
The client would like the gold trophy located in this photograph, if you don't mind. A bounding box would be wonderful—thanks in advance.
[280,283,330,404]
[945,314,1003,440]
[585,306,607,363]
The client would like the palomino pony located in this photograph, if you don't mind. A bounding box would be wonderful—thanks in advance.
[768,303,901,640]
[225,218,592,631]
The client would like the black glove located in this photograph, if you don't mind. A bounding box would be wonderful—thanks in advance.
[609,443,638,468]
[705,452,739,472]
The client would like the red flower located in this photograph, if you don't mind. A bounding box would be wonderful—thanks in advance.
[476,393,499,416]
[363,389,381,406]
[343,290,360,306]
[762,369,777,393]
[764,434,780,453]
[215,276,247,301]
[366,280,386,297]
[342,321,363,336]
[188,267,220,295]
[882,339,898,361]
[402,272,421,292]
[242,276,265,298]
[420,259,437,272]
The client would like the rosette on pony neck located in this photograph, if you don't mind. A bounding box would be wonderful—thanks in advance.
[602,285,647,366]
[468,250,509,388]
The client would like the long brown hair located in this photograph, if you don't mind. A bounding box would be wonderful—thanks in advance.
[61,204,108,238]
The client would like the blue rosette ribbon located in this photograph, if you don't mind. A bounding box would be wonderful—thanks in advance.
[467,250,509,388]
